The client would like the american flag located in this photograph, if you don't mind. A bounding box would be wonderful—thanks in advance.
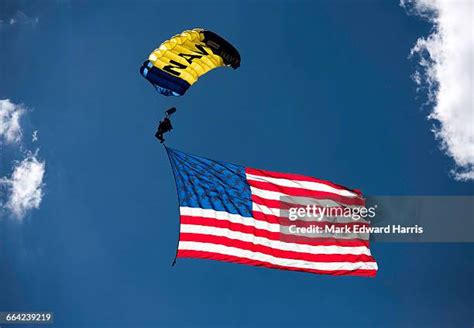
[167,147,378,277]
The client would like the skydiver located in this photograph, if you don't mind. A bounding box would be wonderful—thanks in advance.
[155,107,176,143]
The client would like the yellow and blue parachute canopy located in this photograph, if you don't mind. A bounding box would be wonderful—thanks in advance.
[140,28,240,96]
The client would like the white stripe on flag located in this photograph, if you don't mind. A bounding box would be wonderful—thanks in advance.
[180,206,280,232]
[246,173,360,198]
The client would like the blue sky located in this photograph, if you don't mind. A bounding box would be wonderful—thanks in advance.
[1,1,473,327]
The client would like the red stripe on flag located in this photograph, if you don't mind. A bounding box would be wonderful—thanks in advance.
[246,167,363,196]
[180,215,370,247]
[252,194,351,213]
[251,194,283,210]
[177,250,377,277]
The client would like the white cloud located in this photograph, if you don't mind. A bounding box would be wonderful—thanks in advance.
[8,11,38,26]
[0,11,38,30]
[0,99,25,144]
[0,99,46,220]
[1,154,45,220]
[32,130,38,142]
[402,0,474,181]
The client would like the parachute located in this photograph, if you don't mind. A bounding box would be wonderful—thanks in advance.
[140,29,241,96]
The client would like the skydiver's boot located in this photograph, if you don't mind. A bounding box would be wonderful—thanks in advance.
[165,107,177,116]
[155,130,164,143]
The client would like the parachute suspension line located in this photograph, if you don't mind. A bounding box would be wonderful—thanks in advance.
[165,145,182,267]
